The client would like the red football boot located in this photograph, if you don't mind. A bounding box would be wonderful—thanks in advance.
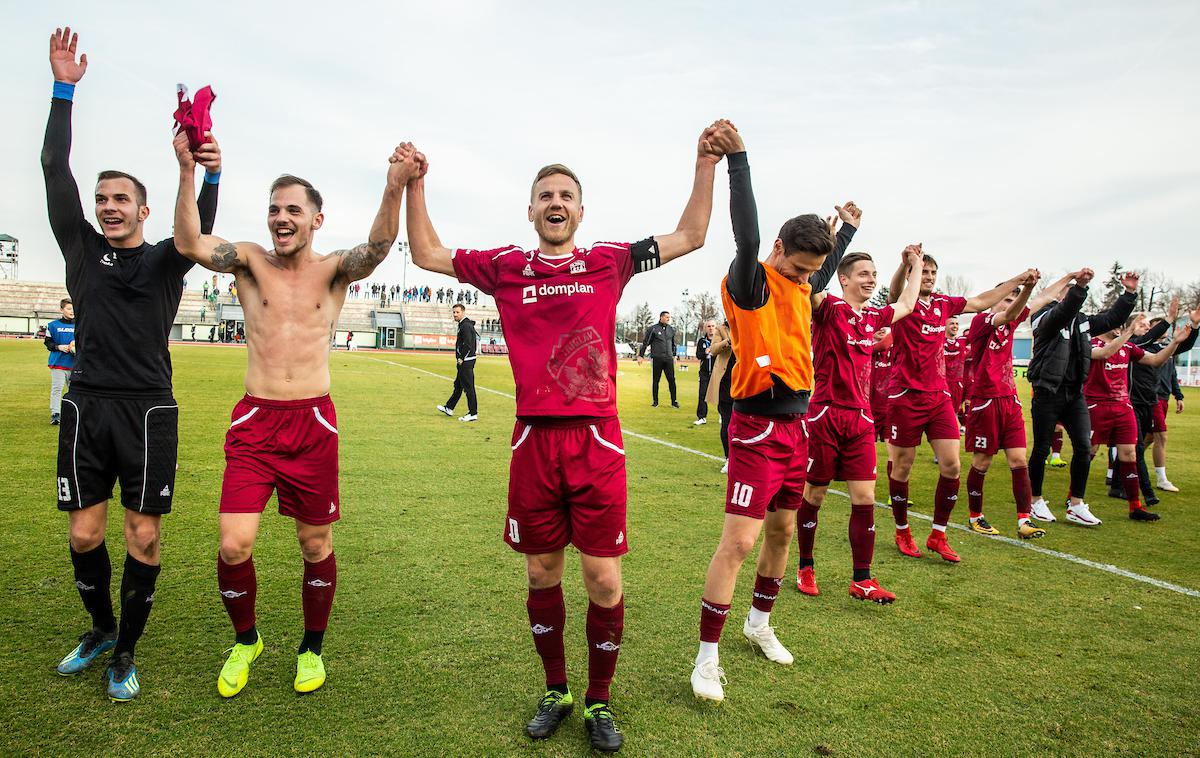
[849,578,896,604]
[796,565,819,596]
[895,528,923,558]
[925,530,961,562]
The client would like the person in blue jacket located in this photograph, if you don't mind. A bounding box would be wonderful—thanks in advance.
[45,297,76,424]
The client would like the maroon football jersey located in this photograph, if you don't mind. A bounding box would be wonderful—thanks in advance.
[1084,337,1143,403]
[887,294,968,394]
[810,295,895,410]
[966,308,1029,399]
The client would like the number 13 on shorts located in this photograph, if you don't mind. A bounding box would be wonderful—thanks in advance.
[730,481,754,508]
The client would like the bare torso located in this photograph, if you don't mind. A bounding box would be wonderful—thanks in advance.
[235,248,348,399]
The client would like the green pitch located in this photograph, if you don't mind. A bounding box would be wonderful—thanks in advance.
[2,340,1198,756]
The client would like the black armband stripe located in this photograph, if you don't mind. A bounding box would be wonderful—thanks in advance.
[631,237,661,274]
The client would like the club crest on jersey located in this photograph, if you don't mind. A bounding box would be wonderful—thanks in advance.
[933,306,942,317]
[522,263,535,277]
[570,259,587,274]
[546,326,610,403]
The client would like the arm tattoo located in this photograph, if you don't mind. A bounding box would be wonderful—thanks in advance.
[211,242,240,272]
[336,240,389,281]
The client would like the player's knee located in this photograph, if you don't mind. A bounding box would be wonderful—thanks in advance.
[940,459,961,478]
[69,521,105,552]
[219,535,253,564]
[298,533,332,563]
[718,534,755,563]
[124,519,160,558]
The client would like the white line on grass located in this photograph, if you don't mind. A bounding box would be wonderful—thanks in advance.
[370,356,1200,599]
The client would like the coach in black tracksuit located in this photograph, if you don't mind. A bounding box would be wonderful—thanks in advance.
[640,311,678,407]
[442,303,478,418]
[694,321,715,423]
[1027,271,1136,508]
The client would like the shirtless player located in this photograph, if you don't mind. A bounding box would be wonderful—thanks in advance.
[172,134,415,696]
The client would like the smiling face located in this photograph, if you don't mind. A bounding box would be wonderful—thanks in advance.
[267,184,323,256]
[947,319,959,339]
[528,172,583,248]
[60,301,74,319]
[838,258,878,304]
[94,177,148,246]
[920,260,938,296]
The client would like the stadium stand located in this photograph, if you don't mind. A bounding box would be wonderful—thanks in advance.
[0,280,504,351]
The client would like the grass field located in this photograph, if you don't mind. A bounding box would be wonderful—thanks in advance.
[2,339,1199,757]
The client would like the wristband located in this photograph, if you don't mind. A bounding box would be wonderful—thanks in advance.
[204,170,221,185]
[53,82,76,101]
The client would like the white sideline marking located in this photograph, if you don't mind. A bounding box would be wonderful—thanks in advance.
[369,356,1200,599]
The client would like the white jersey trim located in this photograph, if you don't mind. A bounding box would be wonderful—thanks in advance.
[313,407,339,435]
[589,424,626,456]
[511,424,532,451]
[230,406,259,428]
[732,421,774,446]
[63,398,82,509]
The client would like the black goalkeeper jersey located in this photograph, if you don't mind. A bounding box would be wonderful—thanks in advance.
[41,96,218,394]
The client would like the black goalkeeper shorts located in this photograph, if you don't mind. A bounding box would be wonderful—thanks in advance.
[56,390,179,514]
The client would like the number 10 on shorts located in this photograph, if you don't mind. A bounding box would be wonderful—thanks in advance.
[730,482,754,508]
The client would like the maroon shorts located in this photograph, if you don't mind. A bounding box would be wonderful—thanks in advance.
[948,380,964,416]
[871,400,889,442]
[220,394,340,525]
[506,417,628,557]
[1152,398,1169,433]
[965,395,1027,455]
[806,404,879,485]
[725,410,807,519]
[1088,400,1138,446]
[886,389,961,447]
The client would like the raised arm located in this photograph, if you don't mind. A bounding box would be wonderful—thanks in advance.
[711,125,762,307]
[333,143,416,284]
[1089,271,1139,333]
[992,270,1042,327]
[1025,271,1077,316]
[810,204,861,294]
[652,123,724,265]
[1140,325,1194,367]
[965,269,1038,314]
[1032,269,1092,338]
[888,245,926,323]
[173,132,249,273]
[1091,320,1139,360]
[404,148,455,277]
[41,27,89,261]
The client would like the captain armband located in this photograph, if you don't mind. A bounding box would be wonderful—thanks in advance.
[630,238,661,274]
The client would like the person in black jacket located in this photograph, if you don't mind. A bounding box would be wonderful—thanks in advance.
[1152,322,1189,491]
[43,27,221,702]
[1025,268,1138,524]
[1118,302,1200,502]
[693,320,716,425]
[437,303,479,421]
[639,311,678,407]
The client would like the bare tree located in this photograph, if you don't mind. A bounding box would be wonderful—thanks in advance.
[938,274,973,298]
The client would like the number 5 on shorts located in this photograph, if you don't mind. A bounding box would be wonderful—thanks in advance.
[730,482,754,508]
[508,517,521,544]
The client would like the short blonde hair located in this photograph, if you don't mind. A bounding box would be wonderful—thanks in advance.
[531,164,581,200]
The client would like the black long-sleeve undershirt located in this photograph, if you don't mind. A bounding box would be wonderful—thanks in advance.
[41,94,218,393]
[725,151,853,309]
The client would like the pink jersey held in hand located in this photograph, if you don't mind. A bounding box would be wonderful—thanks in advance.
[174,83,216,151]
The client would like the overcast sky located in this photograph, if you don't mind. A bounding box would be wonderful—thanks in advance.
[4,1,1199,318]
